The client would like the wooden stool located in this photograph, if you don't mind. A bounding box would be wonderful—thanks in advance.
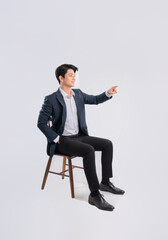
[41,153,84,198]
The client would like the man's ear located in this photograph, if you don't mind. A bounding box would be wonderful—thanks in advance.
[59,75,63,83]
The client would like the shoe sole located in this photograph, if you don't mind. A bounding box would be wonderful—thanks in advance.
[99,185,125,195]
[88,199,114,211]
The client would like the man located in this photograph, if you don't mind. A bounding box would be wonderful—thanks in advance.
[37,63,125,211]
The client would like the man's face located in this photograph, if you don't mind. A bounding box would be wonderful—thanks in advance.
[59,69,76,88]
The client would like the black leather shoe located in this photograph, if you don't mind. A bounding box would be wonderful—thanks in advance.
[99,182,125,195]
[88,192,114,211]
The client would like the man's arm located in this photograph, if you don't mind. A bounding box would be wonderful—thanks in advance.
[37,96,59,143]
[79,89,113,105]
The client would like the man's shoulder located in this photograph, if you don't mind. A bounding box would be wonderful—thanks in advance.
[72,88,85,98]
[72,88,81,93]
[45,92,55,99]
[44,90,58,103]
[46,87,61,97]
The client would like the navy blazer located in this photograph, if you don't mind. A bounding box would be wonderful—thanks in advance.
[37,87,113,156]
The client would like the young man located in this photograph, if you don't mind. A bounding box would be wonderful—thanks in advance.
[37,63,125,211]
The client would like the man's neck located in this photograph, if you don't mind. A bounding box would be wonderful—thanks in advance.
[60,85,72,97]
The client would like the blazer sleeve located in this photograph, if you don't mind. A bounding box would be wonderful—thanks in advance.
[79,89,113,105]
[37,96,58,143]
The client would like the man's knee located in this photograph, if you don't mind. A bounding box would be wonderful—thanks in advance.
[83,145,95,156]
[104,139,113,149]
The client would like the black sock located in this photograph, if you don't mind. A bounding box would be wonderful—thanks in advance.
[90,189,100,197]
[101,177,110,185]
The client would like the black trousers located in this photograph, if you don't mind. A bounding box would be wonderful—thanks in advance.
[54,133,113,192]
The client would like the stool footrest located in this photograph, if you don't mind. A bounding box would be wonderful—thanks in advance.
[65,163,84,169]
[49,170,69,178]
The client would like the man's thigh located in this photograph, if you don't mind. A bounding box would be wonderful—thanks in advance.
[54,136,94,157]
[79,135,113,151]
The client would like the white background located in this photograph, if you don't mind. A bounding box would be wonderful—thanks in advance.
[0,0,168,239]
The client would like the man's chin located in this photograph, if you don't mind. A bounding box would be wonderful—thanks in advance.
[67,83,75,88]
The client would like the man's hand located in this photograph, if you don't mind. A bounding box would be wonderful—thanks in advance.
[107,86,118,95]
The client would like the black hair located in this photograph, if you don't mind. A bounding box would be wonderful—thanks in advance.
[55,64,78,84]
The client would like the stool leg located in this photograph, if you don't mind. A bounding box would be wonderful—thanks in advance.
[41,156,53,190]
[68,158,75,198]
[62,156,67,179]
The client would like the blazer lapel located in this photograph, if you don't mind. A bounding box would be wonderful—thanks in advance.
[55,88,66,126]
[55,87,65,106]
[73,91,81,116]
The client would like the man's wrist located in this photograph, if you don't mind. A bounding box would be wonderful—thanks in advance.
[53,135,60,143]
[105,90,113,98]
